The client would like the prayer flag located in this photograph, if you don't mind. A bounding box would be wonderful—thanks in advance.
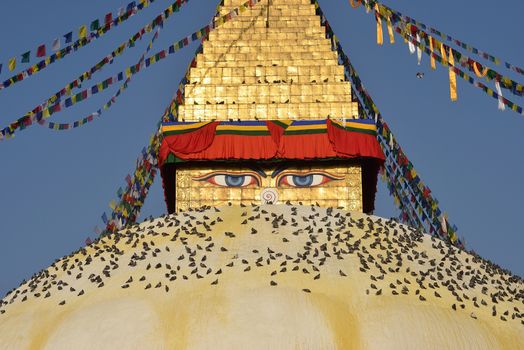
[52,38,60,51]
[105,13,113,24]
[91,19,100,31]
[386,17,394,44]
[79,25,87,39]
[118,7,125,16]
[416,34,422,65]
[374,4,383,45]
[8,57,16,72]
[447,47,457,102]
[495,80,505,111]
[428,36,436,70]
[127,1,136,11]
[21,51,30,63]
[64,31,73,43]
[102,212,108,224]
[37,44,46,57]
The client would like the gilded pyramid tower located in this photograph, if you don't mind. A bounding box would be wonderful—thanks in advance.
[179,0,358,122]
[158,0,384,214]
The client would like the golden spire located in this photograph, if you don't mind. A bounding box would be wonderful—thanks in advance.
[178,0,359,122]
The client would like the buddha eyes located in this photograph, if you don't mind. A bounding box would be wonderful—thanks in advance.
[193,172,260,188]
[276,172,343,188]
[194,171,343,188]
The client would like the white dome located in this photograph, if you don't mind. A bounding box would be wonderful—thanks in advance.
[1,205,522,349]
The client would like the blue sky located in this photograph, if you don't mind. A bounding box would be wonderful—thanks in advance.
[0,0,522,296]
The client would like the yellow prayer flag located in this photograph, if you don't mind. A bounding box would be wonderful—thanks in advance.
[448,47,458,102]
[125,67,132,78]
[349,0,361,8]
[79,25,87,39]
[439,41,447,66]
[43,108,50,118]
[374,4,383,45]
[473,62,488,78]
[428,36,436,70]
[8,57,16,72]
[386,17,395,44]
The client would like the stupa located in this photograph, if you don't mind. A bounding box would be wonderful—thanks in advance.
[158,0,384,214]
[0,0,522,349]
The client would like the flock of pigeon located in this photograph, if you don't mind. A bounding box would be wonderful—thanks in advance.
[1,203,522,330]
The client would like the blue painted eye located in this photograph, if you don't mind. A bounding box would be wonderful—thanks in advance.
[194,172,259,187]
[290,175,314,187]
[278,173,343,188]
[225,175,247,187]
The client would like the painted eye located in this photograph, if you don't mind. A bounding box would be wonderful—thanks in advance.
[213,174,254,187]
[277,172,344,188]
[193,172,260,188]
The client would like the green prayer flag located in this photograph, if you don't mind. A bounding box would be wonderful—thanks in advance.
[91,19,100,31]
[21,51,30,63]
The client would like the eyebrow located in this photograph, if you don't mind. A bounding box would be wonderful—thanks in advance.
[271,166,289,178]
[247,165,268,178]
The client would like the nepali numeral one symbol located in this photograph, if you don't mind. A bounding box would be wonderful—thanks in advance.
[261,188,278,205]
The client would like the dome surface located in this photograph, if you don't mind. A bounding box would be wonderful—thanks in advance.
[1,205,522,349]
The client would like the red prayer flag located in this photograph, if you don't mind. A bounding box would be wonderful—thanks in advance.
[105,13,113,24]
[37,44,46,57]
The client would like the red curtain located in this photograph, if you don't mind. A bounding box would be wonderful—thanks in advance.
[174,134,278,160]
[326,119,385,160]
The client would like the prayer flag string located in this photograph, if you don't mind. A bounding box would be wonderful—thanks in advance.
[313,0,462,246]
[38,17,163,131]
[0,0,256,140]
[0,0,177,90]
[394,21,524,98]
[357,0,524,77]
[0,0,191,140]
[355,5,524,115]
[397,27,524,115]
[99,0,260,234]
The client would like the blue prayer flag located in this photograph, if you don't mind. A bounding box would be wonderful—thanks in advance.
[64,32,73,43]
